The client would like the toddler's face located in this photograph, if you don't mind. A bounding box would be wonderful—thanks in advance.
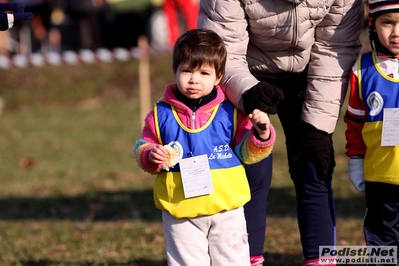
[175,63,222,100]
[375,12,399,56]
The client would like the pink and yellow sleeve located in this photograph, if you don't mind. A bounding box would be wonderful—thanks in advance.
[233,112,276,165]
[133,111,163,174]
[240,124,276,164]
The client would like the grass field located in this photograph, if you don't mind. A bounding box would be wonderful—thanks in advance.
[0,54,367,266]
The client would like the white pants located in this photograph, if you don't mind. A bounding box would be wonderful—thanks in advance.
[162,207,250,266]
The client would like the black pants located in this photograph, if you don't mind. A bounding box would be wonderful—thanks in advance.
[244,155,273,257]
[364,181,399,266]
[244,71,336,260]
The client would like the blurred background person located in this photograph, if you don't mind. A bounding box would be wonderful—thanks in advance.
[50,0,102,51]
[0,0,33,55]
[4,0,199,55]
[8,0,51,54]
[0,0,12,55]
[162,0,199,47]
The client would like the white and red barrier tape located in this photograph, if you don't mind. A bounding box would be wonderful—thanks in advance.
[0,46,172,69]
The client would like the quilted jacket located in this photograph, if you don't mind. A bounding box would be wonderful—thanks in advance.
[198,0,364,133]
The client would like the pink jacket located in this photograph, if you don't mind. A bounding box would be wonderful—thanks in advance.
[134,84,276,174]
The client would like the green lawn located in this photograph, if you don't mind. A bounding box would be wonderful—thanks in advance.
[0,56,366,266]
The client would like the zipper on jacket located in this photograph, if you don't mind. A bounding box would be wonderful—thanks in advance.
[192,110,196,129]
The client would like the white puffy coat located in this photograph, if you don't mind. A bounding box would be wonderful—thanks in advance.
[198,0,364,133]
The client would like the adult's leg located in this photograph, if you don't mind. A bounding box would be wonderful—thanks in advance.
[244,155,273,259]
[266,73,336,262]
[292,161,336,262]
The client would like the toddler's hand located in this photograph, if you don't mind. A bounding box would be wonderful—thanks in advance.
[148,144,168,166]
[348,158,365,192]
[249,109,270,140]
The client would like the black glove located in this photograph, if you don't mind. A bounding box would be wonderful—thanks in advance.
[242,81,285,115]
[0,3,33,31]
[299,121,335,181]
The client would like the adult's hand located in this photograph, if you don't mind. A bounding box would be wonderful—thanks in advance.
[300,121,335,181]
[0,3,33,31]
[242,81,285,115]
